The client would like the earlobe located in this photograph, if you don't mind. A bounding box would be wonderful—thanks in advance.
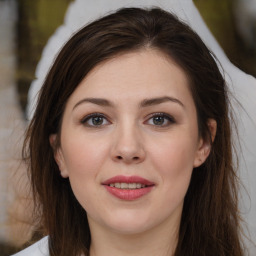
[55,148,69,178]
[193,119,217,168]
[193,140,211,167]
[49,134,69,178]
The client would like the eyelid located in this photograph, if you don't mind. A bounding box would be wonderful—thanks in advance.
[145,112,176,126]
[80,112,111,127]
[79,112,175,128]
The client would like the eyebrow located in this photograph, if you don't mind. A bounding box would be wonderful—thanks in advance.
[73,98,114,110]
[139,96,184,108]
[73,96,184,110]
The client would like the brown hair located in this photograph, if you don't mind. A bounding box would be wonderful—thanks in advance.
[23,7,244,256]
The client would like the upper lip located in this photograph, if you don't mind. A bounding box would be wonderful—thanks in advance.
[102,175,155,186]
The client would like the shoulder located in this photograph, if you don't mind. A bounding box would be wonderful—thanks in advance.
[11,236,49,256]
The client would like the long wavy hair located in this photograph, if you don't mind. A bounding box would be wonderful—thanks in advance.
[23,7,244,256]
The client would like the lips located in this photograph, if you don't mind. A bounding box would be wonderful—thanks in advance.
[102,175,155,201]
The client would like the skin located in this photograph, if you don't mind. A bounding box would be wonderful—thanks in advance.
[51,49,216,256]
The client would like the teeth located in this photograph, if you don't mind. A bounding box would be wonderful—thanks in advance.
[109,183,147,189]
[129,183,137,189]
[115,183,121,188]
[120,183,128,189]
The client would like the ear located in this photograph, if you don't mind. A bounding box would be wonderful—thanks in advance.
[49,134,69,178]
[193,119,217,168]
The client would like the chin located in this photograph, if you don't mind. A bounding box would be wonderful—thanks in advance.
[110,223,151,235]
[103,212,156,235]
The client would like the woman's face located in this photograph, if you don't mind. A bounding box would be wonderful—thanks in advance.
[53,49,211,235]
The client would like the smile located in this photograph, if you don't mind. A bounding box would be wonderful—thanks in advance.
[102,175,155,200]
[109,183,147,189]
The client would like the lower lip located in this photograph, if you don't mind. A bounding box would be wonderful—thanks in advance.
[104,185,154,201]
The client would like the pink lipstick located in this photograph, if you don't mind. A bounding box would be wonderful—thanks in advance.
[102,175,155,201]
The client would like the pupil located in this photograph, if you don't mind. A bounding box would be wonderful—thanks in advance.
[153,116,164,125]
[92,116,103,125]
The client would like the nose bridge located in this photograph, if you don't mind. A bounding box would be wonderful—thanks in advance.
[112,118,145,163]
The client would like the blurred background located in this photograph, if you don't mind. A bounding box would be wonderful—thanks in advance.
[0,0,255,255]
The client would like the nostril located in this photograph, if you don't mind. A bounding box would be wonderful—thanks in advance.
[116,155,140,161]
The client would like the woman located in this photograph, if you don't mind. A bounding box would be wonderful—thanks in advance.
[14,7,244,256]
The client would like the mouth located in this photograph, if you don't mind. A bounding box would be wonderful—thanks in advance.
[102,175,155,200]
[108,182,150,189]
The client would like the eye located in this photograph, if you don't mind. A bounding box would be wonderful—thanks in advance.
[146,113,175,127]
[81,113,110,127]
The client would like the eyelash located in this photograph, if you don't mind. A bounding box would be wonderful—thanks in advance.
[80,112,175,128]
[146,112,176,127]
[80,113,110,127]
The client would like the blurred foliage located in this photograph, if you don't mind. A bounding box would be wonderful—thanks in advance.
[194,0,256,77]
[16,0,73,112]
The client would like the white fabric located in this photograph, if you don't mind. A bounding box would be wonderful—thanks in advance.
[26,0,256,254]
[12,237,49,256]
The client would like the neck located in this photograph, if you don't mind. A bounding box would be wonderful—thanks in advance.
[88,217,179,256]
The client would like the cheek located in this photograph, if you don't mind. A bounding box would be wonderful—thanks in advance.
[62,136,108,174]
[61,137,109,194]
[61,138,109,209]
[149,134,197,192]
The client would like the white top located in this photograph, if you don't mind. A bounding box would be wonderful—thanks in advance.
[12,237,49,256]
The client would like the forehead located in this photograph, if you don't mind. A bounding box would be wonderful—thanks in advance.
[67,49,193,106]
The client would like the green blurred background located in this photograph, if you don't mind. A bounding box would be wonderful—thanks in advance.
[16,0,256,112]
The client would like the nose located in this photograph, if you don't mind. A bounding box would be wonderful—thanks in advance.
[111,123,146,164]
